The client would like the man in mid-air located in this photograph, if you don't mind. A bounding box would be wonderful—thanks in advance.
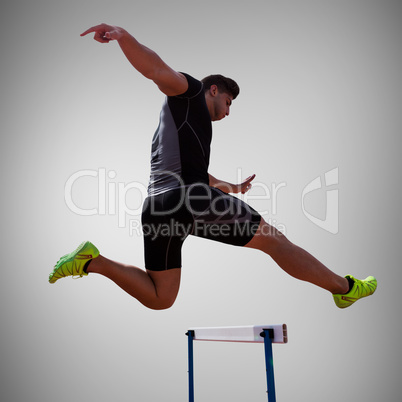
[49,23,377,310]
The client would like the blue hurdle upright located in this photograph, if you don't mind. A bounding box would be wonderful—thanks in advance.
[186,324,288,402]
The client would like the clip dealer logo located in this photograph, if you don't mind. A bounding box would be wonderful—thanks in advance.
[64,166,339,235]
[301,168,339,234]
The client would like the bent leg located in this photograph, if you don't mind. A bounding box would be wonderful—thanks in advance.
[87,255,181,310]
[245,218,349,294]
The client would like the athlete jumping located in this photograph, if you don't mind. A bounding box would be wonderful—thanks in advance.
[49,24,377,310]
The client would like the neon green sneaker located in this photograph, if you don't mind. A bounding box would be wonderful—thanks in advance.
[49,241,99,284]
[333,275,377,308]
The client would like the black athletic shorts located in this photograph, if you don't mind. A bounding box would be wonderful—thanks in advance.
[141,184,262,271]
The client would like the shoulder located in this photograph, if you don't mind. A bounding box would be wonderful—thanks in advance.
[173,73,203,99]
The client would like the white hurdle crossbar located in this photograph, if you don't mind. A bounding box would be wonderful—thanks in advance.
[186,324,288,402]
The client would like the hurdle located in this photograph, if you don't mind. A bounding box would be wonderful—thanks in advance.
[186,324,288,402]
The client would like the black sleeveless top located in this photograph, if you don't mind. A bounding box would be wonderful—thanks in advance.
[147,73,212,196]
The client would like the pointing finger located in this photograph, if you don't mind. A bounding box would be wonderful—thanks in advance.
[80,25,99,37]
[80,23,109,37]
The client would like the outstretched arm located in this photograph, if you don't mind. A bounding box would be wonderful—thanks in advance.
[209,173,255,194]
[81,23,188,96]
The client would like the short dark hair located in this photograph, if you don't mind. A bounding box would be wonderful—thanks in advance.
[201,74,240,100]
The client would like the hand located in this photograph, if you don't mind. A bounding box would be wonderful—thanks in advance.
[234,174,256,194]
[80,23,125,43]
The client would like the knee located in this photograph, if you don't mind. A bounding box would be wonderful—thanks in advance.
[146,268,181,310]
[148,296,177,310]
[264,225,289,250]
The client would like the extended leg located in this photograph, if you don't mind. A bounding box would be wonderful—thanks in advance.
[246,218,349,294]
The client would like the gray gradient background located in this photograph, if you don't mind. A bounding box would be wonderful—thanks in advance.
[1,0,401,401]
